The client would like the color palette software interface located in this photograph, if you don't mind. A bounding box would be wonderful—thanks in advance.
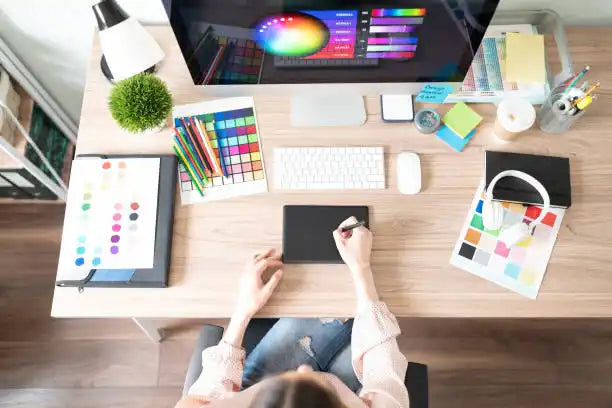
[302,8,426,60]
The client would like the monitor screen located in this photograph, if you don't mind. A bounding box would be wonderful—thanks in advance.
[165,0,500,86]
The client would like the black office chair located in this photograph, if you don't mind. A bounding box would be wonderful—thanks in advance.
[183,320,428,408]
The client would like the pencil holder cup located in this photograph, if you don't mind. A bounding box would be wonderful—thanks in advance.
[538,85,585,134]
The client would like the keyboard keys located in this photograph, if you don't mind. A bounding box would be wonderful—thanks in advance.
[275,147,385,190]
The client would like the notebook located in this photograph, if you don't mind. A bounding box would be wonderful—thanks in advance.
[55,154,177,288]
[485,151,571,208]
[442,102,483,139]
[283,205,369,264]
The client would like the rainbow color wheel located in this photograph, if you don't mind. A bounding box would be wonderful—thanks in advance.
[253,12,329,57]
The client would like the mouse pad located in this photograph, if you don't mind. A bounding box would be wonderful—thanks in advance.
[282,205,369,264]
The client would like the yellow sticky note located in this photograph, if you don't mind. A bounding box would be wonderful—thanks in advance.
[505,33,546,84]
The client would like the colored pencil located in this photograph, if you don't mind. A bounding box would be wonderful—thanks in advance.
[209,119,228,177]
[564,65,590,94]
[172,143,204,196]
[180,118,212,177]
[187,26,213,64]
[194,117,223,175]
[173,144,204,196]
[190,116,221,176]
[203,44,226,85]
[174,129,209,186]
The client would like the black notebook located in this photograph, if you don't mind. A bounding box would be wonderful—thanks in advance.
[485,151,571,208]
[283,205,369,264]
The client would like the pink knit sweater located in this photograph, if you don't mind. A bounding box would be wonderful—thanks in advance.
[184,302,409,408]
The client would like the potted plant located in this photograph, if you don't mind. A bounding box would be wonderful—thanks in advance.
[108,73,172,134]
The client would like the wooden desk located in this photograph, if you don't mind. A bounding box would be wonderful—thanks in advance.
[51,25,612,328]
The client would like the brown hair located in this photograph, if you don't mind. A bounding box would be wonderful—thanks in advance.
[249,377,346,408]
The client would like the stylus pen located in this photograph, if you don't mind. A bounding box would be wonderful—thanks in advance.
[341,220,366,232]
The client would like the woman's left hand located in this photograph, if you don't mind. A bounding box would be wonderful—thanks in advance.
[232,249,284,320]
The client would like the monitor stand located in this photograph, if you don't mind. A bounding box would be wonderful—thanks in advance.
[290,94,366,127]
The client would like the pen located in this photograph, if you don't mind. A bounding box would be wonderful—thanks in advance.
[341,220,366,232]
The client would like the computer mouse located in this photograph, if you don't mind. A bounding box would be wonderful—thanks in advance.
[397,152,421,195]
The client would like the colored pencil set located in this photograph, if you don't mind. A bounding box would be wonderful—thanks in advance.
[558,65,600,115]
[172,116,227,196]
[186,26,235,85]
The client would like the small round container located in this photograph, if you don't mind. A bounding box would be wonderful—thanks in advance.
[414,108,441,134]
[493,97,536,142]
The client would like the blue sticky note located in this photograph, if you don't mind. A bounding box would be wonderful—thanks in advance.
[435,124,475,152]
[415,84,454,103]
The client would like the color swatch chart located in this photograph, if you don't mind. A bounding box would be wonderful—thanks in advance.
[366,8,426,58]
[56,158,159,281]
[450,182,565,299]
[302,10,358,59]
[447,24,548,104]
[173,97,268,205]
[211,36,264,84]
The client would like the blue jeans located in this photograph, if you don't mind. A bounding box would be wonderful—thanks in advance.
[242,318,361,392]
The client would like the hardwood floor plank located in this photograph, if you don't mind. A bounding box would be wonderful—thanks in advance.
[0,341,159,388]
[0,387,181,408]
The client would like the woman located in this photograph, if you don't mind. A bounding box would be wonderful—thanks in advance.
[175,217,409,408]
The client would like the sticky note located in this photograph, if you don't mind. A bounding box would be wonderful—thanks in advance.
[415,84,454,103]
[442,102,483,139]
[435,124,475,152]
[505,33,546,84]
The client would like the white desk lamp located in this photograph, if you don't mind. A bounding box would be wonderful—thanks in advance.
[92,0,165,81]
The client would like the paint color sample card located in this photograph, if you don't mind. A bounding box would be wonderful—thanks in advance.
[450,181,565,299]
[505,33,546,84]
[173,97,267,204]
[57,158,160,281]
[442,102,483,138]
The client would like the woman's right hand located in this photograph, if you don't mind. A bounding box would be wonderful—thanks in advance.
[333,217,379,304]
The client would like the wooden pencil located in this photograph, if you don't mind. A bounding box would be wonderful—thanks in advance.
[173,144,204,196]
[174,130,209,186]
[194,117,223,175]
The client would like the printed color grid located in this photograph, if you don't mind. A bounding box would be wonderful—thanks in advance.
[450,182,565,299]
[211,36,263,84]
[173,97,268,205]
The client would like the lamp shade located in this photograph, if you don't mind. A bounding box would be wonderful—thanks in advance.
[92,0,164,81]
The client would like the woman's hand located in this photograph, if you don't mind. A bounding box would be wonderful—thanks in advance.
[232,249,284,320]
[333,217,379,304]
[223,249,283,348]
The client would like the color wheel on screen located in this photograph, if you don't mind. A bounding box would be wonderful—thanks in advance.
[253,12,329,57]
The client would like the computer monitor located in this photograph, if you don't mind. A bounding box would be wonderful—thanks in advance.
[164,0,500,125]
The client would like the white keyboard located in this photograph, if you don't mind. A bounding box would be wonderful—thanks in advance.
[274,147,385,190]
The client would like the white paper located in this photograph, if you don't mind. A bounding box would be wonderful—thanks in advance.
[450,180,565,299]
[56,158,160,281]
[173,97,268,205]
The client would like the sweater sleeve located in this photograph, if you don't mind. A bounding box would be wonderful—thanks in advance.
[187,341,246,400]
[352,301,410,408]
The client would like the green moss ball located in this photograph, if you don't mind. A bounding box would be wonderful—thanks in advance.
[108,73,172,133]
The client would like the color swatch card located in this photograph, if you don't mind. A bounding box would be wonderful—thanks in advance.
[57,158,160,281]
[450,181,565,299]
[505,33,546,84]
[173,97,267,205]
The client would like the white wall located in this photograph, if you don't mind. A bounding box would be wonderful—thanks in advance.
[0,0,610,125]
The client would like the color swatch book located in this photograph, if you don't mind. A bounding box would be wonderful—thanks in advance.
[56,158,160,281]
[173,97,268,205]
[446,24,548,104]
[450,181,565,299]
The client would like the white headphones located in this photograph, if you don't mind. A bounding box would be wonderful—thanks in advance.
[482,170,550,247]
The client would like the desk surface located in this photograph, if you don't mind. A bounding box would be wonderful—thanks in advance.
[52,25,612,318]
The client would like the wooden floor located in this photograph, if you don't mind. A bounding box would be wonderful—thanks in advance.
[1,204,611,407]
